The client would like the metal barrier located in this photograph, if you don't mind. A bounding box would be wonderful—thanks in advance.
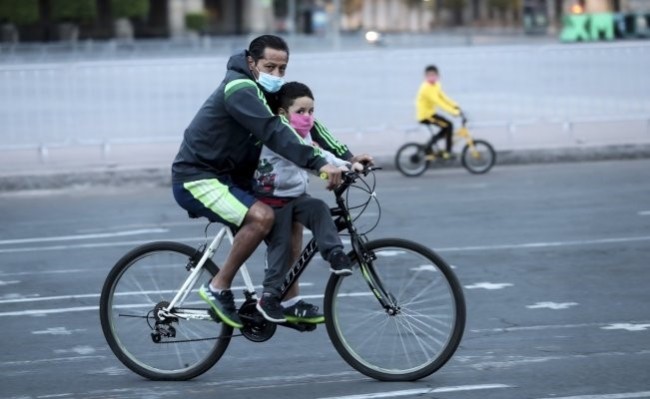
[1,41,649,152]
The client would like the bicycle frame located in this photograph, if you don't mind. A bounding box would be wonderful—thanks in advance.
[163,170,397,321]
[422,121,478,158]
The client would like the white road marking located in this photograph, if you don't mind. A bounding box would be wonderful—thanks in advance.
[313,384,510,399]
[465,282,513,290]
[0,268,86,277]
[471,320,650,334]
[376,250,406,257]
[638,211,650,216]
[527,302,578,310]
[602,323,650,332]
[410,265,437,272]
[0,291,373,317]
[0,228,168,246]
[536,390,650,399]
[32,327,86,335]
[0,233,645,256]
[3,234,649,255]
[53,346,96,355]
[0,283,313,305]
[437,235,650,252]
[0,355,105,367]
[0,280,20,286]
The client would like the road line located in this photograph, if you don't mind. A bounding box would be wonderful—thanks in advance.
[3,234,649,255]
[0,268,86,277]
[470,320,650,334]
[0,236,206,254]
[0,228,168,246]
[0,355,105,367]
[536,391,650,399]
[0,290,370,317]
[436,235,650,252]
[0,282,314,304]
[313,384,510,399]
[638,211,650,216]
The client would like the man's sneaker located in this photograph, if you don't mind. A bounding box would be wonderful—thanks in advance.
[198,284,243,329]
[256,293,286,323]
[329,249,353,276]
[283,300,325,324]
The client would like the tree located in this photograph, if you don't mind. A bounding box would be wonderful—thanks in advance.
[0,0,39,25]
[111,0,149,19]
[50,0,97,23]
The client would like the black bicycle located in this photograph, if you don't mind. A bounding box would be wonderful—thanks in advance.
[99,167,466,381]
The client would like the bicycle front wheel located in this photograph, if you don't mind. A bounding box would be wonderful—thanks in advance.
[461,139,496,174]
[99,241,233,380]
[324,239,465,381]
[395,143,430,177]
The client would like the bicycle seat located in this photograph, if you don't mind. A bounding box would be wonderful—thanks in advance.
[187,211,200,219]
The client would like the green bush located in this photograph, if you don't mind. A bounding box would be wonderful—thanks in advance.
[185,12,207,33]
[111,0,149,19]
[0,0,39,26]
[51,0,97,23]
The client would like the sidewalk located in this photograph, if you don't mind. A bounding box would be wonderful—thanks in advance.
[1,118,649,192]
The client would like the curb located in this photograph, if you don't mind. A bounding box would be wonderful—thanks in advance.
[1,144,649,192]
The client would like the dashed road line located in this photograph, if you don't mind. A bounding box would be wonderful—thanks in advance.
[0,228,168,246]
[313,384,511,399]
[2,234,649,254]
[536,390,650,399]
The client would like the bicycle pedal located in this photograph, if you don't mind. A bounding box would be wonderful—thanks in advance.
[280,322,318,332]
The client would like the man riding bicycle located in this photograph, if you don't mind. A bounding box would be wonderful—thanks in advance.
[172,35,368,329]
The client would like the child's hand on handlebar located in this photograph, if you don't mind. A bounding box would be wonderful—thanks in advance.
[350,154,374,166]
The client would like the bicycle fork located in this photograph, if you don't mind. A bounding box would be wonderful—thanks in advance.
[352,237,401,315]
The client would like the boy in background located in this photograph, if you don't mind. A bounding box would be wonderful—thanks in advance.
[415,65,463,158]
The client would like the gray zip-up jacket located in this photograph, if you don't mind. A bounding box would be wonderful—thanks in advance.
[255,129,349,198]
[172,50,331,185]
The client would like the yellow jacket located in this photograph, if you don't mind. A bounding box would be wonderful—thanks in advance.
[415,81,460,121]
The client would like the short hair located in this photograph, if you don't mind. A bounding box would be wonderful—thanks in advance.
[277,81,314,111]
[248,35,290,62]
[425,65,439,74]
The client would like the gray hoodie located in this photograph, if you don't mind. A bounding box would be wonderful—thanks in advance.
[255,129,350,198]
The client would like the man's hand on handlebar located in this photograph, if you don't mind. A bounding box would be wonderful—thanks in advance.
[319,164,343,190]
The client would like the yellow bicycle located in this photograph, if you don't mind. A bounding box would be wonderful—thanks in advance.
[395,118,496,177]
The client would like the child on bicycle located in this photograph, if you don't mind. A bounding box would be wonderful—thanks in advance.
[415,65,463,159]
[255,81,362,324]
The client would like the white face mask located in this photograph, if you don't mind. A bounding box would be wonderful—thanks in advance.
[257,70,284,93]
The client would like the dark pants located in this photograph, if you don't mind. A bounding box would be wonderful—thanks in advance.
[263,195,342,297]
[421,114,453,152]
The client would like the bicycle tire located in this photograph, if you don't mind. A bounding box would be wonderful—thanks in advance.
[99,241,233,381]
[461,139,496,174]
[395,143,430,177]
[324,238,465,381]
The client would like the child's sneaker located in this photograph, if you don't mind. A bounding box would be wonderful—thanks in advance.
[256,292,287,323]
[328,249,353,276]
[283,300,325,324]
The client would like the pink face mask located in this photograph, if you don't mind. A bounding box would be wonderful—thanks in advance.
[426,76,438,85]
[289,113,314,138]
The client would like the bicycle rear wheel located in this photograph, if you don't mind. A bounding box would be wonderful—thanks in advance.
[324,238,465,381]
[461,139,496,174]
[99,241,232,380]
[395,143,430,177]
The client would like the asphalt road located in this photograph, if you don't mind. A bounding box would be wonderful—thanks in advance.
[1,159,649,399]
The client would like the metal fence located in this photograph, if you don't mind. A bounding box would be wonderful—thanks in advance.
[1,41,649,150]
